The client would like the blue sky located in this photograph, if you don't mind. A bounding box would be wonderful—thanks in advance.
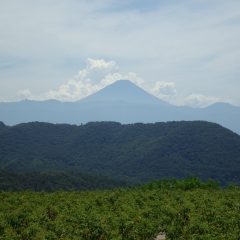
[0,0,240,107]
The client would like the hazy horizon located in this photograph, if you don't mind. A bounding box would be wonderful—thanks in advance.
[1,0,240,107]
[0,79,239,109]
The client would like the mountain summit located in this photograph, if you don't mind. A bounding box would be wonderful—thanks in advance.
[81,80,167,105]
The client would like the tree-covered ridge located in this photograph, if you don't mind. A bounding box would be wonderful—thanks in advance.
[0,121,7,134]
[0,121,240,185]
[0,178,239,239]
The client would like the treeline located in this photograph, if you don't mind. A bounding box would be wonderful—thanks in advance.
[0,170,127,191]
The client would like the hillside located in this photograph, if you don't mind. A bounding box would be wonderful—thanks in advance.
[0,121,7,133]
[0,121,240,186]
[0,80,240,134]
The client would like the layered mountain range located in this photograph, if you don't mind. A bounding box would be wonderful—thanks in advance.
[0,80,240,134]
[1,80,240,190]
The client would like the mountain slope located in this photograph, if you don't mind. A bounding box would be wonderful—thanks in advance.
[0,121,7,134]
[81,80,167,105]
[0,80,240,133]
[0,121,240,184]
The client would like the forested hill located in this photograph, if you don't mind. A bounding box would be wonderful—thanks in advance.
[0,121,240,186]
[0,121,7,133]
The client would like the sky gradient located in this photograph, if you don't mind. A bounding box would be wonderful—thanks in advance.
[0,0,240,107]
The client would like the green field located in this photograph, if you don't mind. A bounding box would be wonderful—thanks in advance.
[0,179,240,240]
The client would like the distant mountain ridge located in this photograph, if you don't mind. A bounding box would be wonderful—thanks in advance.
[81,80,167,105]
[0,80,239,134]
[0,121,240,186]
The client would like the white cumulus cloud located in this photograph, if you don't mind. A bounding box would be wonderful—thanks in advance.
[17,89,33,100]
[15,58,222,108]
[152,81,177,96]
[87,58,117,70]
[45,58,144,101]
[150,81,177,104]
[183,94,220,108]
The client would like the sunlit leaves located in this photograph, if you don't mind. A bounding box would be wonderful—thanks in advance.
[0,179,239,239]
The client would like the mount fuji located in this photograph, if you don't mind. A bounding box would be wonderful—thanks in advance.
[81,80,167,105]
[0,80,240,134]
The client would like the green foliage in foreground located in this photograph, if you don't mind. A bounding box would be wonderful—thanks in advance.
[0,178,240,239]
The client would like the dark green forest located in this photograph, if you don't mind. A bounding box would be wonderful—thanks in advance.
[1,121,240,239]
[0,121,240,190]
[0,170,126,191]
[0,178,239,239]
